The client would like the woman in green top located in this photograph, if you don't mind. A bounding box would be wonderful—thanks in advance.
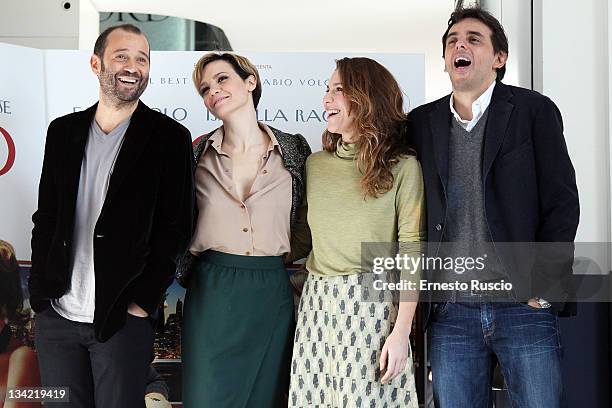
[289,57,426,407]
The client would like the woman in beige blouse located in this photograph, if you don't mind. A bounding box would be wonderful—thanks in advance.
[180,52,311,408]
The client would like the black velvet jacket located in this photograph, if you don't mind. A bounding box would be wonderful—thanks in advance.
[29,101,194,342]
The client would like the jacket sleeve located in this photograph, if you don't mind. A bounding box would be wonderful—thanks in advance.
[29,119,61,309]
[532,97,580,242]
[531,97,580,306]
[130,124,195,315]
[288,195,310,262]
[405,110,423,154]
[287,134,312,262]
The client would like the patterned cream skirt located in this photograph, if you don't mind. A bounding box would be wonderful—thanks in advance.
[289,273,418,408]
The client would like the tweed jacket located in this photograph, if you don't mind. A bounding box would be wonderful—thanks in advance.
[176,125,311,286]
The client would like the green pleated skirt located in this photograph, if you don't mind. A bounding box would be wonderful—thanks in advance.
[182,250,294,408]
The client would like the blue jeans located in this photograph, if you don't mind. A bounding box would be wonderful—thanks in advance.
[430,300,563,408]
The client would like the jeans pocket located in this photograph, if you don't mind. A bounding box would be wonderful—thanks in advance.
[433,302,450,318]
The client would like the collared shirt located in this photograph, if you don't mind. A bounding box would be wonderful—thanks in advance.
[450,80,496,132]
[189,122,292,257]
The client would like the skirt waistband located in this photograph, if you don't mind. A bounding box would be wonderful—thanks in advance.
[198,250,285,270]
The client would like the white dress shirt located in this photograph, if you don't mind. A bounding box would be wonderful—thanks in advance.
[450,80,496,132]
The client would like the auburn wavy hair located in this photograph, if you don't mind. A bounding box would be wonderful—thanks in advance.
[322,57,413,198]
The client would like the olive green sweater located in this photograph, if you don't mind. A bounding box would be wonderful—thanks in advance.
[304,141,426,277]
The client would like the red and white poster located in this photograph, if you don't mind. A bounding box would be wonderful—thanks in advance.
[0,43,47,264]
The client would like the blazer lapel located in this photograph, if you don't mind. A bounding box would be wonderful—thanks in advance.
[429,97,452,192]
[482,82,514,179]
[103,101,153,206]
[63,104,96,227]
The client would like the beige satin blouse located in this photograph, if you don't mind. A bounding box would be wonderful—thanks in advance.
[189,123,292,257]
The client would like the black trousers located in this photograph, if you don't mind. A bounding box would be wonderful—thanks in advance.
[34,306,154,408]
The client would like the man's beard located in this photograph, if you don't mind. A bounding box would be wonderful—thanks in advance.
[99,61,148,106]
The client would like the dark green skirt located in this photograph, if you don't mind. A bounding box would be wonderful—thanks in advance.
[182,250,294,408]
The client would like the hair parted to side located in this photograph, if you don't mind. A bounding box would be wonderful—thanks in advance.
[93,24,147,59]
[442,7,509,81]
[192,52,262,109]
[322,57,413,198]
[0,240,25,323]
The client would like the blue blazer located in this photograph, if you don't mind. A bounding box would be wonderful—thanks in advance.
[408,81,580,322]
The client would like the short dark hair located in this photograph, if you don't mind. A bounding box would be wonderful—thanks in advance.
[192,52,262,109]
[94,24,147,59]
[442,7,509,81]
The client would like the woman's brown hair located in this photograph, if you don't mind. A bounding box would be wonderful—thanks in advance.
[322,57,412,198]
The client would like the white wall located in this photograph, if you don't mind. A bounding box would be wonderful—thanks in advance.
[0,0,80,48]
[482,0,533,89]
[79,0,100,49]
[539,0,609,265]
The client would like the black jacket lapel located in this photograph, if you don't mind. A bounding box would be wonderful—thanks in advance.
[63,104,96,231]
[103,101,153,206]
[483,82,514,179]
[429,96,452,192]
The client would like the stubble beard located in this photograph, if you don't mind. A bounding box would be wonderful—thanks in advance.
[99,60,149,108]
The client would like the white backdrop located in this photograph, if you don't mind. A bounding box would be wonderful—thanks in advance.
[1,44,425,261]
[0,44,47,263]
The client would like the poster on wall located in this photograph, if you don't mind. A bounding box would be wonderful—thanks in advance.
[2,47,425,261]
[0,44,47,265]
[0,43,425,406]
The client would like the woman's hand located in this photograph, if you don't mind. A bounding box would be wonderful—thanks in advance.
[379,326,411,384]
[289,269,308,297]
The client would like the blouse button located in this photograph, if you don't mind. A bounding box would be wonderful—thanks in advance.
[263,169,268,174]
[242,227,249,232]
[240,204,246,209]
[245,251,251,256]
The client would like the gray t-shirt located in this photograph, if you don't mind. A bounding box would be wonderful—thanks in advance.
[52,116,131,322]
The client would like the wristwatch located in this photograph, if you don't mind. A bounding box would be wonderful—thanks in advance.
[535,297,552,309]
